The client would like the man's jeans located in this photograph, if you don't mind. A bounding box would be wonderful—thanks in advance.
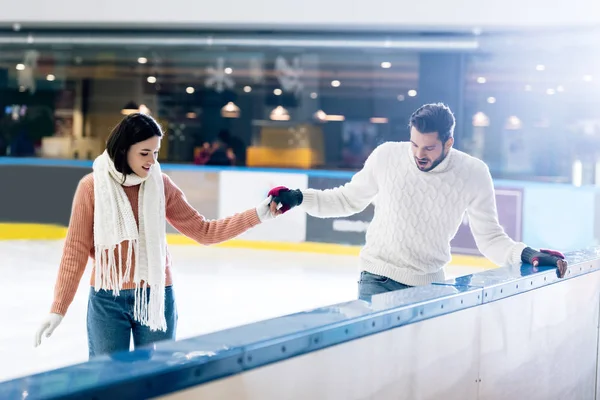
[358,271,412,302]
[87,286,177,358]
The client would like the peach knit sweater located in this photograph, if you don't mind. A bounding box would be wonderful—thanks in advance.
[51,172,260,316]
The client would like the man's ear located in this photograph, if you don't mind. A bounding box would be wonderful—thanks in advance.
[444,137,454,152]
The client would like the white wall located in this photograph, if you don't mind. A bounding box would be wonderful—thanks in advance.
[0,0,597,32]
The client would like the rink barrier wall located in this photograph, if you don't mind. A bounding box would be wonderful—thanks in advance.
[1,247,599,399]
[0,156,597,255]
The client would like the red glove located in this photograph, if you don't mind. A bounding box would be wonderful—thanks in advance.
[521,247,568,277]
[268,186,303,214]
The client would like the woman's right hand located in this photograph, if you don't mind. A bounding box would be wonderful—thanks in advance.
[34,313,64,347]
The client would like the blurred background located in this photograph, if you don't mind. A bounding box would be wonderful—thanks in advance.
[0,2,598,184]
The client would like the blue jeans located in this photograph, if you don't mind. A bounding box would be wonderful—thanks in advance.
[86,286,177,358]
[358,271,412,302]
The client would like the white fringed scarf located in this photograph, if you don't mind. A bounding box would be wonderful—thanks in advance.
[92,150,167,332]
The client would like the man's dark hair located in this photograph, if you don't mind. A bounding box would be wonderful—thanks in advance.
[409,103,455,143]
[106,113,163,177]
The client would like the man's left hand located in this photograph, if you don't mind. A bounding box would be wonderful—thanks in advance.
[521,247,568,278]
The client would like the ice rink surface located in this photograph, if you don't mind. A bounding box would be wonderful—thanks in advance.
[0,240,487,382]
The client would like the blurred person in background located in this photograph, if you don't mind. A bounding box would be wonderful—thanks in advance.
[194,129,244,166]
[267,103,567,301]
[34,113,282,357]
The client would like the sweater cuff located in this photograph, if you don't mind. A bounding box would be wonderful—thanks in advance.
[246,208,262,227]
[509,242,528,267]
[300,189,318,211]
[50,302,67,316]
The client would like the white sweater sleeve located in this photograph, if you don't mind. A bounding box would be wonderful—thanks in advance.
[466,162,527,267]
[300,143,384,218]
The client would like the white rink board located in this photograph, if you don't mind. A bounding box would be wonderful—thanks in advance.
[157,269,600,400]
[159,305,482,400]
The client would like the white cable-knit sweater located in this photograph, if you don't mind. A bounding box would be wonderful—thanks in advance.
[301,141,527,286]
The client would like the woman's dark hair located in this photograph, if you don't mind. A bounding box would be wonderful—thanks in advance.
[105,113,163,176]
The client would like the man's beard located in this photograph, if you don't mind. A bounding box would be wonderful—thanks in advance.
[414,150,448,172]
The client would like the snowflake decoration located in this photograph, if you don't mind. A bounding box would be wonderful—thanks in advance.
[17,50,39,94]
[275,56,304,96]
[249,58,264,84]
[205,57,234,93]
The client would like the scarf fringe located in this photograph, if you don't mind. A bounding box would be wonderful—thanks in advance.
[94,239,167,332]
[94,239,137,293]
[133,283,168,332]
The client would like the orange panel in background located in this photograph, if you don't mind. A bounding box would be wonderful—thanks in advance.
[246,147,320,169]
[246,123,324,169]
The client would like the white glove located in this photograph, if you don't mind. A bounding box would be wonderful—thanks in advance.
[34,313,63,347]
[255,196,279,222]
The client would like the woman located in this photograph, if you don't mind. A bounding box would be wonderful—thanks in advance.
[33,113,281,357]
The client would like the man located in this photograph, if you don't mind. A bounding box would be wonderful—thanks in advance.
[269,103,567,301]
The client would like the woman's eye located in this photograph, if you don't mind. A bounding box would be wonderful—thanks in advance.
[140,153,148,156]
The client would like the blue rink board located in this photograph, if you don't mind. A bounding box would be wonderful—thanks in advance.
[2,156,596,188]
[1,248,599,400]
[0,156,356,179]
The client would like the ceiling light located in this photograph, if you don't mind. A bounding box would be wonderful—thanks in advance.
[224,67,233,75]
[381,62,392,69]
[331,80,341,87]
[472,112,490,127]
[487,96,496,104]
[186,86,195,94]
[274,88,282,96]
[314,110,327,121]
[137,57,148,64]
[536,64,545,71]
[121,101,139,115]
[147,76,157,84]
[16,63,25,71]
[505,116,522,130]
[138,104,151,115]
[243,86,252,93]
[46,74,55,81]
[221,102,240,118]
[407,90,417,97]
[270,105,290,121]
[370,117,389,124]
[477,77,486,84]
